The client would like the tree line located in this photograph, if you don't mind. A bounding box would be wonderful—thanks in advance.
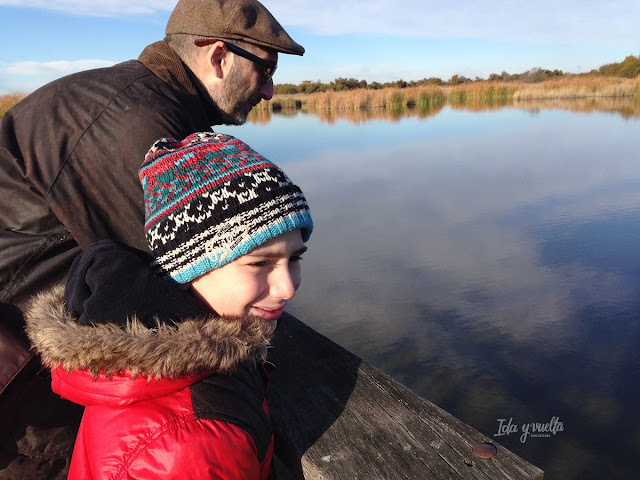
[274,54,640,95]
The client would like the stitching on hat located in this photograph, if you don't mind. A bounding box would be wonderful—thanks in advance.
[224,5,242,37]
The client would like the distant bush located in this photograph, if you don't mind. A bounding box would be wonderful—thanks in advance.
[274,83,300,95]
[273,55,639,95]
[599,55,640,78]
[518,67,564,83]
[330,77,368,91]
[273,80,328,95]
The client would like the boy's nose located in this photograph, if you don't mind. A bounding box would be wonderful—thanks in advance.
[270,267,297,300]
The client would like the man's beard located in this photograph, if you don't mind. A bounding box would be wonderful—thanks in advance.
[212,63,261,126]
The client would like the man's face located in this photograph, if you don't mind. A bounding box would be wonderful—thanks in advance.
[208,44,277,125]
[190,229,307,322]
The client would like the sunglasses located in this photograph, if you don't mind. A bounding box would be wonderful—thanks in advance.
[224,42,277,85]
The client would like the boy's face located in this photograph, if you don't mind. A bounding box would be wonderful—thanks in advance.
[190,229,307,321]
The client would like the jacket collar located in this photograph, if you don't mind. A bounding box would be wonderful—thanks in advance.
[138,40,222,129]
[25,284,273,380]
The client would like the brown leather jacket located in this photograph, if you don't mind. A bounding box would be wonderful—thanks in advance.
[0,41,220,313]
[0,41,222,477]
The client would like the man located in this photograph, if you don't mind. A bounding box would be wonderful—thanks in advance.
[0,0,304,477]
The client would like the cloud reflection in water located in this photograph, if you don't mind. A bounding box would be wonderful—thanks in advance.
[230,108,640,479]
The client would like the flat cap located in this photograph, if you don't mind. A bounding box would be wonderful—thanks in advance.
[166,0,304,55]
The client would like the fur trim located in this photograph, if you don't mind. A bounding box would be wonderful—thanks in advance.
[25,285,273,379]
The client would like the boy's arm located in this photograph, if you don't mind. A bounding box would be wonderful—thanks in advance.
[126,419,263,480]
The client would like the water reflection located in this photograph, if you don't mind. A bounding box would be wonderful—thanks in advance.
[226,108,640,480]
[250,95,640,124]
[251,102,444,124]
[514,96,640,119]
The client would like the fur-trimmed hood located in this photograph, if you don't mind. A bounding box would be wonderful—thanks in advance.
[25,284,273,380]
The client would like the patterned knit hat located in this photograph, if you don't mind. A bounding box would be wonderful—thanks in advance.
[140,132,313,284]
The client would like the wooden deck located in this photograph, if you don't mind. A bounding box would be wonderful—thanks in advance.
[268,313,544,480]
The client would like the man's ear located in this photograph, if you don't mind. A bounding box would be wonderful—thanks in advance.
[203,41,229,79]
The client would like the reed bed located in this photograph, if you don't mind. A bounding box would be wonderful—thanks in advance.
[4,76,638,124]
[265,83,515,113]
[266,95,309,111]
[264,76,639,112]
[260,86,447,120]
[512,76,640,100]
[258,76,640,122]
[446,82,517,107]
[303,86,446,112]
[0,93,25,118]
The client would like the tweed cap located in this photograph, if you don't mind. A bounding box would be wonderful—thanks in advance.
[166,0,304,56]
[140,132,313,284]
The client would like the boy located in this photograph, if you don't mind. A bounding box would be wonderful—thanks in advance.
[24,132,313,479]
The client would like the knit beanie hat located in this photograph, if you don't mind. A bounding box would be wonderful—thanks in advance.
[140,132,313,284]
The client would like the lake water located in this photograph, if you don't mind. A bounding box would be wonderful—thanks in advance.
[225,100,640,480]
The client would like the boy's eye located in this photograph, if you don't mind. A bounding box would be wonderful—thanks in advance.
[249,260,271,268]
[289,255,303,263]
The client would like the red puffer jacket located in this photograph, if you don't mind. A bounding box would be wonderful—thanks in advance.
[51,367,274,480]
[24,241,276,479]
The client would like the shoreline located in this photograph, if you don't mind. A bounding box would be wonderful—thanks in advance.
[2,76,639,120]
[257,76,640,113]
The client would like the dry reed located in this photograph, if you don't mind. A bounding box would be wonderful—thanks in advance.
[264,76,638,112]
[512,76,640,100]
[0,93,25,118]
[260,86,447,121]
[4,76,638,125]
[258,76,640,122]
[302,86,446,112]
[446,82,517,107]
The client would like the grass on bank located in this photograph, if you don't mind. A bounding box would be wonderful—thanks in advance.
[2,76,638,121]
[260,75,640,113]
[511,75,640,100]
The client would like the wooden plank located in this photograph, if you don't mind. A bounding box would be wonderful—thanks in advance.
[268,314,543,480]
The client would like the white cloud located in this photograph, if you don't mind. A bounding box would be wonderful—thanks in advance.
[0,60,116,94]
[6,60,116,76]
[0,0,175,16]
[269,0,640,45]
[1,1,638,45]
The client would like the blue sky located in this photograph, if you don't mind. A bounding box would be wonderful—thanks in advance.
[1,0,639,95]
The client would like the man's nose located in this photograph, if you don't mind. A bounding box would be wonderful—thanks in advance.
[258,78,274,101]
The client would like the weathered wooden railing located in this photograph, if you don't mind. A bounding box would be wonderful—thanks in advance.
[268,313,543,480]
